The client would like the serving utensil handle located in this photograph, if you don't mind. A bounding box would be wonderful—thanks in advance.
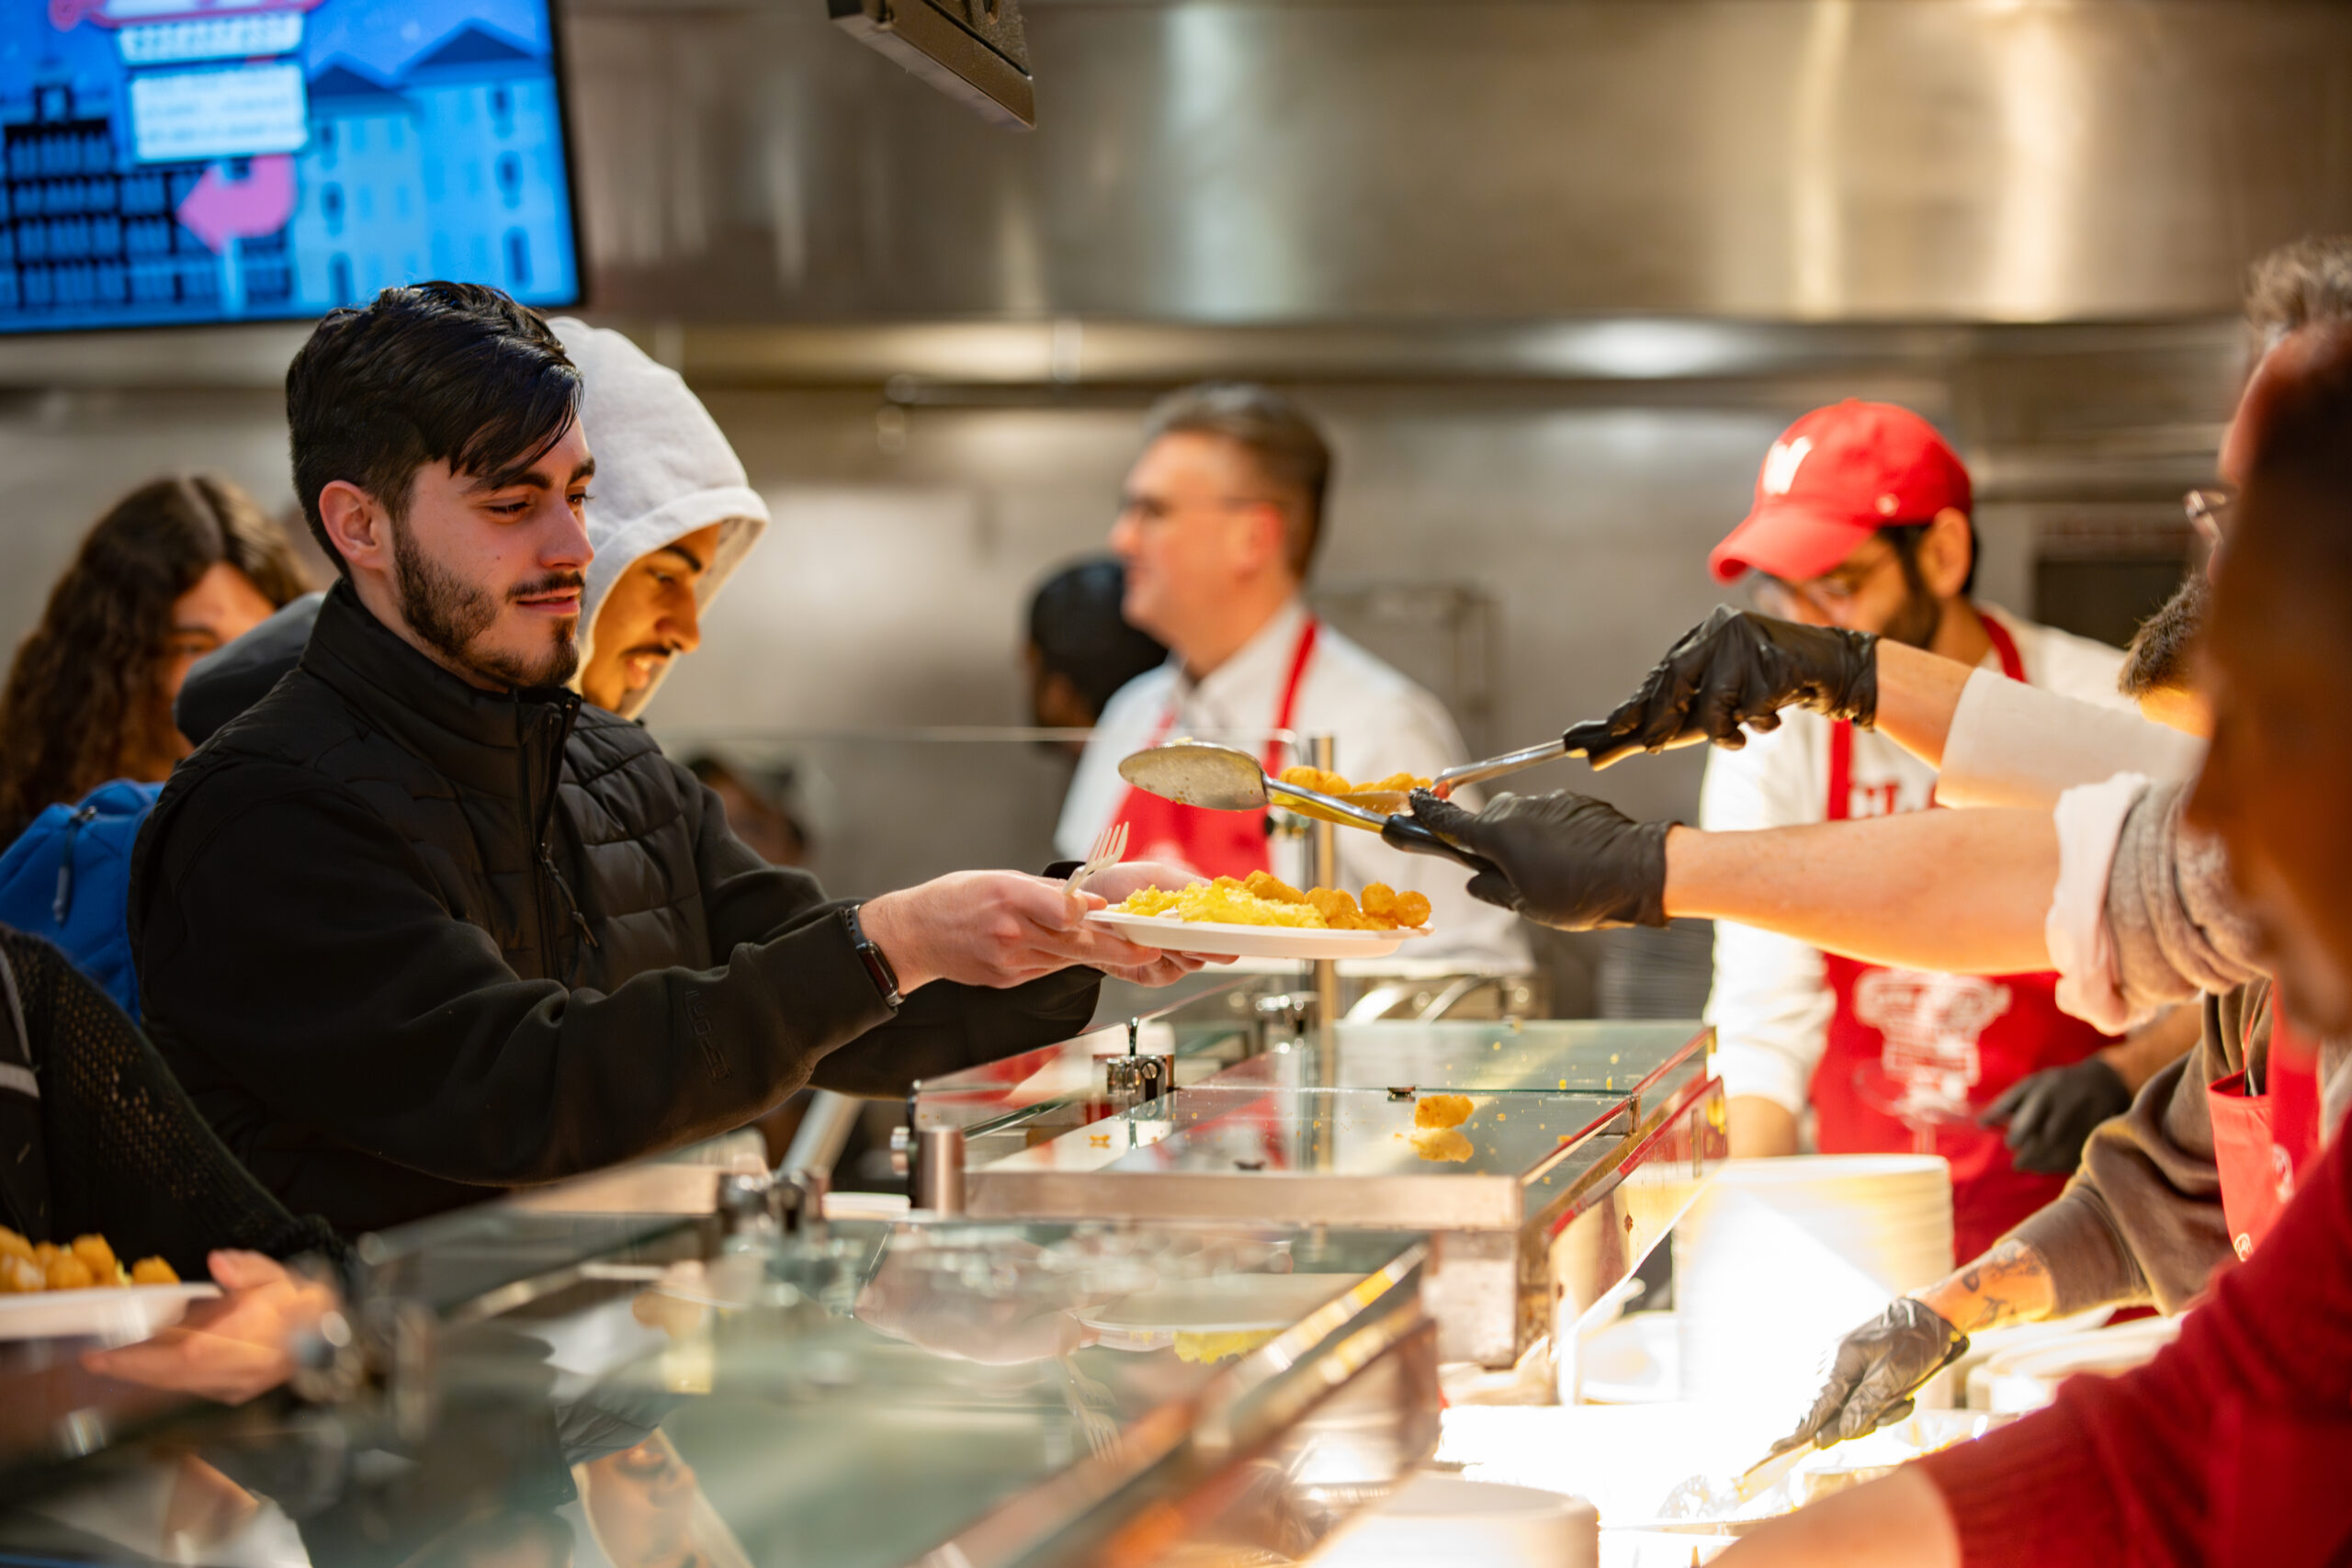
[1378,815,1501,875]
[1432,736,1573,795]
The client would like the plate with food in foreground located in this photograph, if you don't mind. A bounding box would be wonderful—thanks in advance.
[1088,872,1433,960]
[0,1230,218,1342]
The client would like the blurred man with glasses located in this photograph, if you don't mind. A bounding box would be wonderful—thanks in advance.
[1697,400,2151,1262]
[1056,381,1524,966]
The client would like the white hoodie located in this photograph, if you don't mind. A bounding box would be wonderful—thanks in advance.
[550,318,768,720]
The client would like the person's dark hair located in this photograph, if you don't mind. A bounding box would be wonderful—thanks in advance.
[1882,518,1979,599]
[1140,382,1332,578]
[0,476,308,842]
[1027,557,1168,721]
[286,281,581,576]
[2111,240,2352,701]
[2245,235,2352,350]
[2222,324,2352,695]
[2119,570,2209,698]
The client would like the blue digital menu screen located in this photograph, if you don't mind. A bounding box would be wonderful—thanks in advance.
[0,0,581,333]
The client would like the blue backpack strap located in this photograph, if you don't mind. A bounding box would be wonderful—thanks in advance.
[51,798,101,924]
[0,781,162,1021]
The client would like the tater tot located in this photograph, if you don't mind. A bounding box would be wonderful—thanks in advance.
[72,1235,118,1279]
[0,1255,41,1292]
[45,1255,94,1291]
[1112,876,1434,935]
[1415,1093,1475,1129]
[1277,765,1430,797]
[130,1257,179,1286]
[0,1226,31,1261]
[1243,871,1310,905]
[1306,887,1362,929]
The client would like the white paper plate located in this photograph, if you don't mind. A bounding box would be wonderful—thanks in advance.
[1087,910,1430,961]
[0,1282,220,1342]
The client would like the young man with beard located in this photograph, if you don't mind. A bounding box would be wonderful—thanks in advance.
[130,284,1196,1235]
[1690,401,2143,1262]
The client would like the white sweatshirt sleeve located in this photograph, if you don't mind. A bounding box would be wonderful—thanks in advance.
[1939,670,2205,811]
[2044,773,2153,1032]
[1699,722,1835,1116]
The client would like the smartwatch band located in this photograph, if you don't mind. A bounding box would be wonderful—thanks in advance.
[843,902,903,1011]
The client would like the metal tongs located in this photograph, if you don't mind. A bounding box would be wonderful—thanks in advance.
[1651,1440,1812,1529]
[1115,741,1498,874]
[1337,734,1587,814]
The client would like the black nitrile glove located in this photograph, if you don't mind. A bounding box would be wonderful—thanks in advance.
[1979,1056,2132,1176]
[1563,606,1879,771]
[1770,1298,1969,1460]
[1396,788,1673,931]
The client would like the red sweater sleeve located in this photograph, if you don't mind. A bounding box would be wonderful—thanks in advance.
[1919,1121,2352,1567]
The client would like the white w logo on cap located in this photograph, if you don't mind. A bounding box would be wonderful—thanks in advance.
[1761,435,1813,497]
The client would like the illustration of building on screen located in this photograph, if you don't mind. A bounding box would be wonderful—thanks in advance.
[0,0,577,331]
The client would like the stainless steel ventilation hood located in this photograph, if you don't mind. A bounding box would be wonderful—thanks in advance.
[560,0,2352,325]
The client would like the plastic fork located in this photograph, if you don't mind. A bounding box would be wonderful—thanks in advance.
[1066,820,1128,890]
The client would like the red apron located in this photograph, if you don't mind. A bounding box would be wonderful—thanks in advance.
[1811,616,2121,1264]
[1105,618,1319,882]
[2207,996,2324,1260]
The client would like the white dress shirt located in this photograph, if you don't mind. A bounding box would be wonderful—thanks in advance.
[1057,598,1528,968]
[1699,604,2134,1116]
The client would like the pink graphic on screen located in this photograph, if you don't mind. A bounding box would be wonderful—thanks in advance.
[175,154,296,253]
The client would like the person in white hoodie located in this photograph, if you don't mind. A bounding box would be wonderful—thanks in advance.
[553,319,768,722]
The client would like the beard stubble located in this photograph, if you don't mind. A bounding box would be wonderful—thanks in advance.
[388,510,581,690]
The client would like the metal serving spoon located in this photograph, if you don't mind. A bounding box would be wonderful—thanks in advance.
[1115,742,1497,874]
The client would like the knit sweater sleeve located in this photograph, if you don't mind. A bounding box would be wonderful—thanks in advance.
[1920,1093,2352,1566]
[2006,986,2259,1316]
[2104,782,2266,1018]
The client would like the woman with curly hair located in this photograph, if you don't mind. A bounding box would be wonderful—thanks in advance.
[0,476,310,843]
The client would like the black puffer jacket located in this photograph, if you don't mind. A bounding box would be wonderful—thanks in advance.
[130,583,1098,1235]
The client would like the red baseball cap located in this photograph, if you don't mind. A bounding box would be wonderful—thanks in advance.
[1707,400,1973,585]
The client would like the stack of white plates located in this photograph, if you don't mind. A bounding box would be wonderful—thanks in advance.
[1968,1314,2183,1413]
[1673,1156,1952,1416]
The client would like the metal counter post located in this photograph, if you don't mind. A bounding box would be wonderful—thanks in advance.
[1306,735,1340,1163]
[1306,732,1341,1048]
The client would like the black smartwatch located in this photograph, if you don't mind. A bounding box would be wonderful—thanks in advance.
[842,902,903,1011]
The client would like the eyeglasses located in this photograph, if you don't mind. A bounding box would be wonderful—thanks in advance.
[2185,486,2235,547]
[1747,540,1901,621]
[1116,494,1284,526]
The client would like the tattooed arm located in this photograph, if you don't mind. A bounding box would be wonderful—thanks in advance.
[1773,1240,2062,1457]
[1914,1239,2060,1334]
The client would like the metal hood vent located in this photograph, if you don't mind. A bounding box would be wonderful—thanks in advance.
[828,0,1035,130]
[566,0,2352,325]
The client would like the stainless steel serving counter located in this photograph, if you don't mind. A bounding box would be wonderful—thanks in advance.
[912,1010,1727,1369]
[0,1142,1440,1568]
